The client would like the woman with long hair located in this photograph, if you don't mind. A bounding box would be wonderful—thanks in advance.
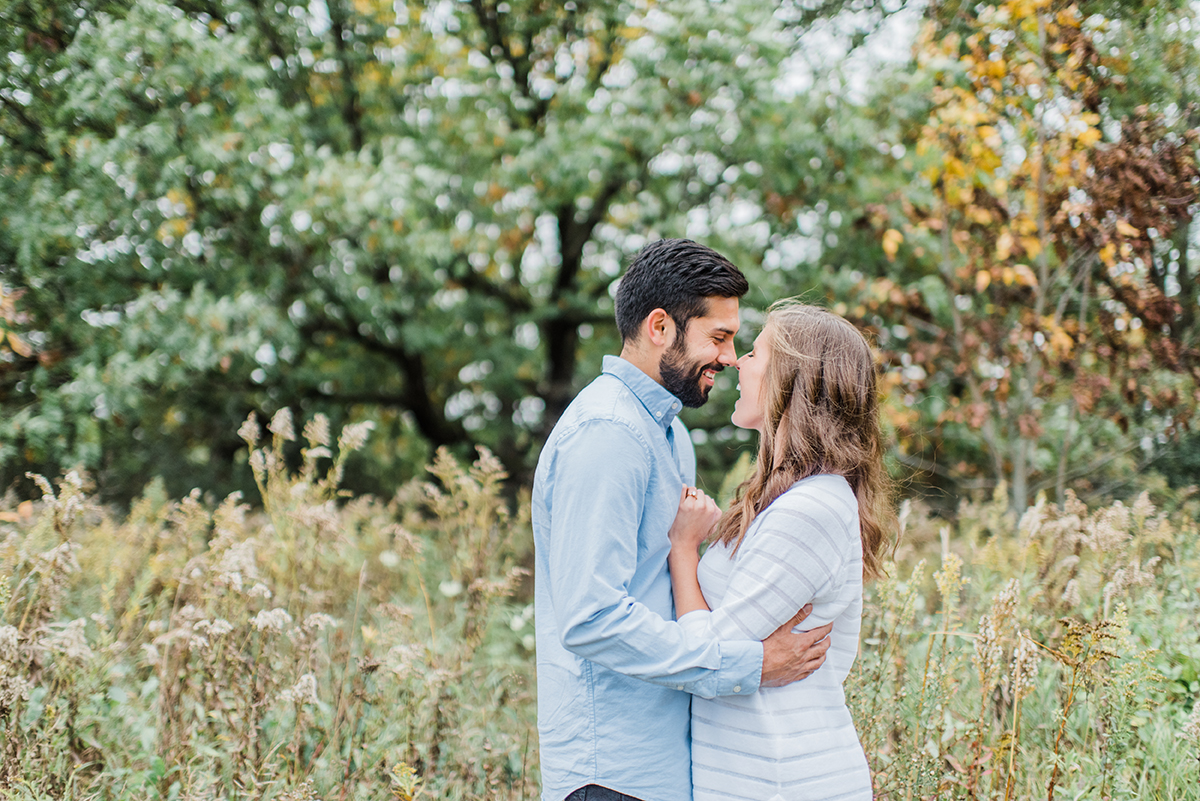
[668,301,894,800]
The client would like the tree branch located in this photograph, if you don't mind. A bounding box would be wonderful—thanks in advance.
[300,317,466,448]
[0,94,56,163]
[468,0,550,127]
[328,0,365,152]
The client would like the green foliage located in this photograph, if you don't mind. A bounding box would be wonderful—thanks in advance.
[2,0,904,501]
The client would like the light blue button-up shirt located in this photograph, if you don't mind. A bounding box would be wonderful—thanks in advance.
[533,355,764,801]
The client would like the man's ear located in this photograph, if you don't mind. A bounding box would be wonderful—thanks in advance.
[644,309,675,348]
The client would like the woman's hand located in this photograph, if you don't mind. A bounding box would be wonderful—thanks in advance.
[668,486,719,618]
[668,486,721,554]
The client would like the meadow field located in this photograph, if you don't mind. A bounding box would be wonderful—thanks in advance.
[1,413,1198,800]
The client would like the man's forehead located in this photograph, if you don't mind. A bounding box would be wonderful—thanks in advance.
[695,296,741,334]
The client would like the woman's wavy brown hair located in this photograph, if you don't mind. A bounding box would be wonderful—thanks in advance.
[715,301,895,580]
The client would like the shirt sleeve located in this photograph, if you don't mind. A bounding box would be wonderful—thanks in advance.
[678,484,857,646]
[545,418,762,699]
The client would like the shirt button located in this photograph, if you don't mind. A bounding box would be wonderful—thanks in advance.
[733,685,742,693]
[655,411,663,418]
[676,685,684,691]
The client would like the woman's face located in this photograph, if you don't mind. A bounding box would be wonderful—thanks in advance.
[731,326,771,432]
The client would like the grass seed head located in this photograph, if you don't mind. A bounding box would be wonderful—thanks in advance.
[303,413,331,447]
[237,412,261,447]
[269,407,296,441]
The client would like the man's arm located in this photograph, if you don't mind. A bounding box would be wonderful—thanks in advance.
[674,487,850,685]
[543,419,762,698]
[666,487,832,688]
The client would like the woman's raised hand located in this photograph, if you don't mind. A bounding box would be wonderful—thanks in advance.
[668,486,721,552]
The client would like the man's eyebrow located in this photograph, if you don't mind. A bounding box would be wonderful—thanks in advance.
[711,326,737,336]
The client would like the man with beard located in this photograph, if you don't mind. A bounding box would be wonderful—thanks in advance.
[532,239,833,801]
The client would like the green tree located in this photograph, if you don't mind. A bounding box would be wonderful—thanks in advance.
[1,0,907,499]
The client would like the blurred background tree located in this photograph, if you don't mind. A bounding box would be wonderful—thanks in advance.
[1,0,1197,508]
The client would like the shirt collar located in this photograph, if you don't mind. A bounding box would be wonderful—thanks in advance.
[602,355,684,433]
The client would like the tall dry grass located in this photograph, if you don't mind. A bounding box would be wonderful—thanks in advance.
[0,411,536,800]
[850,486,1200,799]
[1,413,1198,799]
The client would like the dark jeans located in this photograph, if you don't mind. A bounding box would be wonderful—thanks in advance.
[565,785,647,801]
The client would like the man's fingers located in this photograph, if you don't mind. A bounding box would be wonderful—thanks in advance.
[796,622,833,647]
[784,603,814,630]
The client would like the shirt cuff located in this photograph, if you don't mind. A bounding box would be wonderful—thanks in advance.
[714,638,763,697]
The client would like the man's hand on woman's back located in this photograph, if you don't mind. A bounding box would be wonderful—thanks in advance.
[760,605,832,687]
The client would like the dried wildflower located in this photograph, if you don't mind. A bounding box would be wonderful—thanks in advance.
[249,449,267,478]
[36,541,81,578]
[26,472,56,501]
[0,625,19,663]
[0,671,31,708]
[438,579,463,598]
[292,501,339,532]
[214,540,259,593]
[1182,699,1200,746]
[1018,499,1045,542]
[1104,556,1159,609]
[1009,630,1040,700]
[269,407,296,441]
[248,582,273,600]
[212,492,247,545]
[302,613,338,632]
[237,412,261,446]
[338,420,375,452]
[42,618,93,661]
[1061,579,1081,607]
[1131,491,1155,526]
[1062,489,1088,520]
[933,552,965,623]
[974,579,1019,687]
[387,643,420,678]
[193,618,234,638]
[1086,501,1131,553]
[140,642,160,665]
[279,673,319,706]
[303,413,331,447]
[251,608,293,634]
[305,446,332,462]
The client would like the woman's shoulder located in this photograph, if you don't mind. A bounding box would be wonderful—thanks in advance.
[758,474,857,530]
[783,473,855,506]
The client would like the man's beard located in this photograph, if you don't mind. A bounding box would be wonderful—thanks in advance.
[659,337,722,408]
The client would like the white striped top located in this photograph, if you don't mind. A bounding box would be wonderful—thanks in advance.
[679,474,872,801]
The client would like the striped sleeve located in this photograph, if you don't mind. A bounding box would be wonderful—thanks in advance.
[680,477,858,644]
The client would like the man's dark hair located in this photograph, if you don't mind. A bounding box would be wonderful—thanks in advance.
[614,239,749,342]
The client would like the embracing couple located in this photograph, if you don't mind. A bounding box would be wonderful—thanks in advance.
[532,239,893,801]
